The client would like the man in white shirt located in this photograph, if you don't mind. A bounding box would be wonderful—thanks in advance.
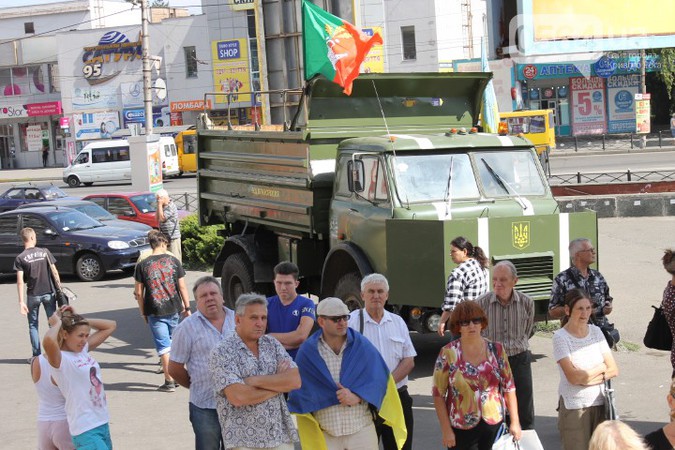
[169,276,236,450]
[348,274,416,450]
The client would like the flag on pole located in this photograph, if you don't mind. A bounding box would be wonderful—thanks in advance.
[302,0,383,95]
[480,38,500,133]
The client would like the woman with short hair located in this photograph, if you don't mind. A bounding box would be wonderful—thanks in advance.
[432,301,521,449]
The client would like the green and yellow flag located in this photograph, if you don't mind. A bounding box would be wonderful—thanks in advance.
[302,0,383,95]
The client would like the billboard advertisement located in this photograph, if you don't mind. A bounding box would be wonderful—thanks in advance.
[72,85,120,111]
[361,27,384,73]
[607,74,640,133]
[73,111,121,140]
[122,107,171,128]
[211,39,251,105]
[514,0,675,55]
[570,76,606,135]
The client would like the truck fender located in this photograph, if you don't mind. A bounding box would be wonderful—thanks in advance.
[213,235,257,278]
[320,242,373,298]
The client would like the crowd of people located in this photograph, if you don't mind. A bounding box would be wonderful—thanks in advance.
[14,221,675,450]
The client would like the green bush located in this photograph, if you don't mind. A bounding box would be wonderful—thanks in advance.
[180,214,224,270]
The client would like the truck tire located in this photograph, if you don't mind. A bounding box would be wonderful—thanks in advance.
[334,272,363,311]
[221,253,255,309]
[67,176,81,188]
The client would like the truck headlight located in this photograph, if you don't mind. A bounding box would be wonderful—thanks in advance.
[108,240,130,249]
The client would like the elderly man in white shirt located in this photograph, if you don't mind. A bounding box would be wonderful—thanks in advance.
[348,273,416,450]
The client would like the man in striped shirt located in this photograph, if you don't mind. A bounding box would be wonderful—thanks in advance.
[475,261,535,430]
[169,276,236,450]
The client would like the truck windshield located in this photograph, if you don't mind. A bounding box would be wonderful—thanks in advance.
[392,153,479,203]
[475,150,546,197]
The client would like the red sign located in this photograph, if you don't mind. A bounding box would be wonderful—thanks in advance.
[59,117,70,128]
[523,65,537,79]
[170,112,183,126]
[170,100,212,112]
[26,101,62,117]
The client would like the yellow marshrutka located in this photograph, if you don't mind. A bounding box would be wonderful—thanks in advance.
[294,375,407,449]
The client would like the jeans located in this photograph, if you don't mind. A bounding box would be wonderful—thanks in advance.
[189,403,224,450]
[27,293,56,356]
[147,313,179,355]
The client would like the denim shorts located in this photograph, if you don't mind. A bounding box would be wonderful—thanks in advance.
[147,313,179,356]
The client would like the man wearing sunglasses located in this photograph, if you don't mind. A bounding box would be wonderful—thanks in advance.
[548,238,613,323]
[288,297,406,450]
[348,274,416,450]
[476,261,535,430]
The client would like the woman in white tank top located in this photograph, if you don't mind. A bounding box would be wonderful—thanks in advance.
[32,354,74,450]
[42,306,116,449]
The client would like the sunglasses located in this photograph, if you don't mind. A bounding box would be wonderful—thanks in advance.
[458,317,483,327]
[321,315,350,323]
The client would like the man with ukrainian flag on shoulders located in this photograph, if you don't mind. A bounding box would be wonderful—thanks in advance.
[287,297,407,450]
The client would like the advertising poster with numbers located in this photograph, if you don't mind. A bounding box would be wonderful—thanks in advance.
[607,74,639,133]
[570,76,606,135]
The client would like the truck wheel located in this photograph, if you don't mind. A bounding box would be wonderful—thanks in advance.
[67,176,81,188]
[76,253,104,281]
[334,272,363,311]
[221,253,254,309]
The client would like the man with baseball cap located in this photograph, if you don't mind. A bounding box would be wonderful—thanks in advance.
[288,297,407,450]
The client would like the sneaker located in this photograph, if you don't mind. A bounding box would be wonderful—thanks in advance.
[157,381,177,392]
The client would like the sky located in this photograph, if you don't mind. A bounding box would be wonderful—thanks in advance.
[2,0,202,15]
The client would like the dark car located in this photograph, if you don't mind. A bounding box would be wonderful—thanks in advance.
[0,184,77,213]
[0,206,150,281]
[83,192,191,228]
[18,200,153,233]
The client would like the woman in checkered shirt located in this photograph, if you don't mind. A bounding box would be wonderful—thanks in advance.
[437,236,489,336]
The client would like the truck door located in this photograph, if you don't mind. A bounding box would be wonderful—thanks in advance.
[331,154,392,274]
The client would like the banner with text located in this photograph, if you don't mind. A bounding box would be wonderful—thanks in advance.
[570,76,606,135]
[361,27,385,73]
[607,74,640,133]
[211,39,251,105]
[73,111,121,140]
[635,93,651,134]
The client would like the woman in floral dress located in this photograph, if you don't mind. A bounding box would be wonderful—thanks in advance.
[432,301,521,449]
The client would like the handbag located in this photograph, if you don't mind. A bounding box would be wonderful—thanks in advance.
[56,287,77,307]
[644,305,673,351]
[603,375,619,420]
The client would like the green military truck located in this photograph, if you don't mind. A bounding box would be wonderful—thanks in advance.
[197,73,597,333]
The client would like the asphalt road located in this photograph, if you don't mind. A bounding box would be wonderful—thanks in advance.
[2,216,675,449]
[550,150,675,175]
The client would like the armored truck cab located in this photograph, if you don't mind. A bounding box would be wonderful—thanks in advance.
[197,73,596,332]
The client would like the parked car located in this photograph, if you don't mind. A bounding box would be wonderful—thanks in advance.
[17,200,153,233]
[0,184,77,212]
[0,206,150,281]
[83,192,190,228]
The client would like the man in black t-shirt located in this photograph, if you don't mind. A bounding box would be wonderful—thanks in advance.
[14,227,61,357]
[134,230,191,392]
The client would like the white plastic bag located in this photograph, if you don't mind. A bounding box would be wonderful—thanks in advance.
[492,430,544,450]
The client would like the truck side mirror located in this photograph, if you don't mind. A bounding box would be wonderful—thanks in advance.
[348,160,365,193]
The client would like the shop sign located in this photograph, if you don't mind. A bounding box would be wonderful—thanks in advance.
[361,27,385,73]
[26,125,43,151]
[26,101,62,117]
[607,74,640,133]
[594,56,617,78]
[170,112,183,126]
[230,0,254,11]
[170,100,213,112]
[211,39,251,104]
[0,104,28,119]
[122,107,171,128]
[635,93,651,134]
[73,111,120,140]
[570,76,607,135]
[81,31,142,86]
[522,65,537,79]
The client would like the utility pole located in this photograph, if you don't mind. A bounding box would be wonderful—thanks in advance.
[141,0,153,135]
[640,49,647,149]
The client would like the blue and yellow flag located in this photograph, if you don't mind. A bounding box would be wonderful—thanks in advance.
[480,38,500,133]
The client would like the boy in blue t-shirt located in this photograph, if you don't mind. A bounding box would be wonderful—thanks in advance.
[266,261,316,359]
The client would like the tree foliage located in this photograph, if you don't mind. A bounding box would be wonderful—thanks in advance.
[650,48,675,101]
